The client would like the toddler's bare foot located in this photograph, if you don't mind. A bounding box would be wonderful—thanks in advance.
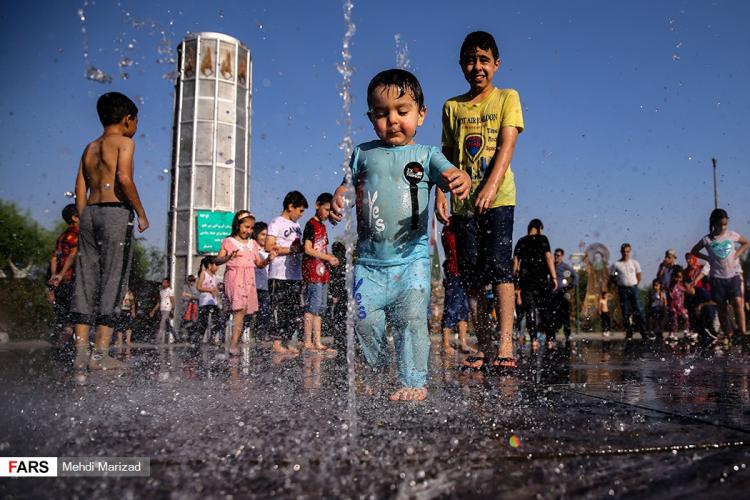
[303,342,315,350]
[389,387,428,401]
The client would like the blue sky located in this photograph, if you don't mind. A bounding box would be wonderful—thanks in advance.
[1,0,749,279]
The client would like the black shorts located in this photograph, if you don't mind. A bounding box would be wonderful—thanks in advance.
[115,311,133,332]
[710,275,741,303]
[453,206,514,289]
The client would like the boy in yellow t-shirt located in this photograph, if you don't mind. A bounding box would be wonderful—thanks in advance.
[435,31,524,373]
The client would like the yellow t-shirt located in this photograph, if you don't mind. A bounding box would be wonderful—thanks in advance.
[441,87,524,215]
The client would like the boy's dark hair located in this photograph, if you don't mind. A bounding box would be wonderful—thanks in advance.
[460,31,500,61]
[162,277,170,283]
[61,204,77,224]
[555,248,564,256]
[652,279,661,287]
[527,218,544,232]
[621,243,631,252]
[316,192,333,206]
[283,191,309,210]
[230,210,254,237]
[252,221,268,240]
[366,69,425,111]
[96,92,138,127]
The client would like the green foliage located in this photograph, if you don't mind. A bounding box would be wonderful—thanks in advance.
[130,238,166,285]
[0,200,57,272]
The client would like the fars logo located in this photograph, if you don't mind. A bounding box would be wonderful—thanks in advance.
[0,457,58,477]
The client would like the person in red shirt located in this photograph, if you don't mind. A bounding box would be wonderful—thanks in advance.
[441,216,475,355]
[302,193,340,352]
[48,204,80,348]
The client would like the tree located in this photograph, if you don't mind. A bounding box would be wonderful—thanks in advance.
[0,200,56,275]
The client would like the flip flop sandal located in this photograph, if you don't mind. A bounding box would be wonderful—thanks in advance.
[492,357,517,375]
[460,355,487,373]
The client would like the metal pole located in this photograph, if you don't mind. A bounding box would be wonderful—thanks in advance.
[712,157,719,209]
[576,283,581,335]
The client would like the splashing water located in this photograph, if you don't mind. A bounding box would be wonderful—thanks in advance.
[394,33,411,70]
[337,0,357,442]
[79,1,113,84]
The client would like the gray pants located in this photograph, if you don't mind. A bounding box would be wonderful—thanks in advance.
[72,203,134,327]
[156,310,172,344]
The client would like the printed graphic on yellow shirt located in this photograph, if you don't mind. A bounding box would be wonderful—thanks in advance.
[464,134,484,164]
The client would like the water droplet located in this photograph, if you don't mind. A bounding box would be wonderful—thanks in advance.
[672,54,680,61]
[163,169,169,173]
[85,65,113,84]
[64,191,74,198]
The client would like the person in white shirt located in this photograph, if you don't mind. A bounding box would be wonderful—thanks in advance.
[149,278,175,344]
[266,191,308,355]
[610,243,649,340]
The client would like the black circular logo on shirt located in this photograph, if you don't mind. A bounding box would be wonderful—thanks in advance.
[404,162,424,185]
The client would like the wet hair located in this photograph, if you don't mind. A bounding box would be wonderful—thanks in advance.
[652,279,661,287]
[199,255,216,272]
[554,248,564,256]
[252,221,268,241]
[601,291,609,297]
[230,210,254,237]
[186,274,196,282]
[162,277,170,284]
[620,243,631,252]
[527,218,544,232]
[460,31,500,61]
[366,69,425,112]
[709,208,729,236]
[283,191,308,210]
[316,192,333,206]
[96,92,138,126]
[61,204,77,224]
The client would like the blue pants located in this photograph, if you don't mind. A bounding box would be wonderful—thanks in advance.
[441,274,468,329]
[354,258,430,388]
[618,285,648,337]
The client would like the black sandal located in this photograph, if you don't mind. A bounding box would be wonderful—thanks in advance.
[460,355,487,373]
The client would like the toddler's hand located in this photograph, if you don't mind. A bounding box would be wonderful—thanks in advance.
[442,169,471,201]
[329,256,340,267]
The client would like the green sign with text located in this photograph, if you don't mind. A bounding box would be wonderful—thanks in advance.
[195,210,233,253]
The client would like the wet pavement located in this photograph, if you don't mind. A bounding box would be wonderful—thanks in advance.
[2,334,750,499]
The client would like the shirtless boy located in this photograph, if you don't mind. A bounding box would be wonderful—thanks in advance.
[71,92,149,371]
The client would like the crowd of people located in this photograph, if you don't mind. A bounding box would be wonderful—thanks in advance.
[43,30,749,402]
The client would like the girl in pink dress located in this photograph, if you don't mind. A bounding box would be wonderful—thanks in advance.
[216,211,272,355]
[667,266,691,340]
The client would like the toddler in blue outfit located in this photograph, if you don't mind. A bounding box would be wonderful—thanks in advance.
[333,69,470,401]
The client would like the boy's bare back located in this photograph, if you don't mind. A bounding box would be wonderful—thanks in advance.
[81,135,133,205]
[76,132,148,232]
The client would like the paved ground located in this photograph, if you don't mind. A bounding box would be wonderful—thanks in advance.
[1,333,750,499]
